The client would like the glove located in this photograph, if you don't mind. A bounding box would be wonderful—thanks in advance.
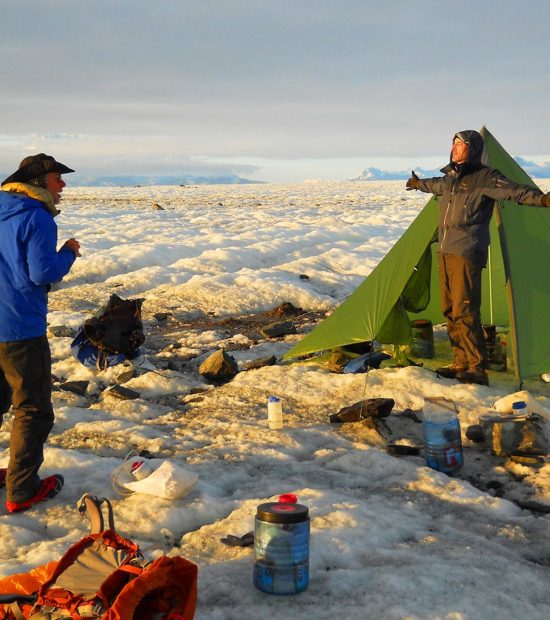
[406,170,420,191]
[541,192,550,207]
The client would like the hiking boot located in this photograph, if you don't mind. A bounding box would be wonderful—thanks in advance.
[5,474,64,513]
[0,468,6,489]
[456,369,489,386]
[435,364,467,379]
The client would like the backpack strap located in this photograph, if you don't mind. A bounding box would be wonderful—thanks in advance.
[76,494,115,535]
[8,602,25,620]
[96,348,109,372]
[117,564,144,576]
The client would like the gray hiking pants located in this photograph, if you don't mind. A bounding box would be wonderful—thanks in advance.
[438,253,488,372]
[0,335,54,503]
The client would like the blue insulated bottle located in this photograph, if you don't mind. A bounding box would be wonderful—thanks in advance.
[253,500,310,594]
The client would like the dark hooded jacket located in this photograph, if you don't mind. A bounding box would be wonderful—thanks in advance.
[416,130,545,266]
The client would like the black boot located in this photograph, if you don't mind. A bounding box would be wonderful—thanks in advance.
[435,364,467,379]
[456,368,489,386]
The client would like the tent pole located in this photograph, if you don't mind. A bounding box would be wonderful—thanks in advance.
[488,244,494,325]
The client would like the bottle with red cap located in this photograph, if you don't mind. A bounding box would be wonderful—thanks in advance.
[253,493,309,594]
[130,459,153,481]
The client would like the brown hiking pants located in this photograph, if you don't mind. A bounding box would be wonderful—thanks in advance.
[438,252,488,372]
[0,335,54,503]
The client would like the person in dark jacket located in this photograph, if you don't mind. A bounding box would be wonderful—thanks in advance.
[0,154,80,512]
[407,130,550,386]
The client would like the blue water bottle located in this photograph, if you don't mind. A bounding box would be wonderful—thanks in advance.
[422,398,463,473]
[253,495,310,594]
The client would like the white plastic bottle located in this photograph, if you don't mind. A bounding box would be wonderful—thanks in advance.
[511,400,528,417]
[130,459,154,480]
[267,396,283,430]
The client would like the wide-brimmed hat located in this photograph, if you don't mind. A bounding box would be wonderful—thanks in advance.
[2,153,75,186]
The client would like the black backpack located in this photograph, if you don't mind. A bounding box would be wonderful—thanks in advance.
[83,294,145,361]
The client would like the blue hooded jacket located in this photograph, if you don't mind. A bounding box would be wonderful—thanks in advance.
[0,188,75,342]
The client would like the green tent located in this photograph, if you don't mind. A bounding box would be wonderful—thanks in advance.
[284,127,550,381]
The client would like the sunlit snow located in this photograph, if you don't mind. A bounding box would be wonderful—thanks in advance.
[1,180,549,619]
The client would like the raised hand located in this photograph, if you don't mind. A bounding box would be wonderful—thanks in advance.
[406,171,420,191]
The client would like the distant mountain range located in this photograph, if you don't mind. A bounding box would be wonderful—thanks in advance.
[351,157,550,181]
[71,174,262,187]
[3,157,549,187]
[351,166,441,181]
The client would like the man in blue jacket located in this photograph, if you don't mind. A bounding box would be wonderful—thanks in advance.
[407,131,550,386]
[0,154,80,512]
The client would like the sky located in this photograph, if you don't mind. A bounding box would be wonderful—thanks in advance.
[1,0,550,182]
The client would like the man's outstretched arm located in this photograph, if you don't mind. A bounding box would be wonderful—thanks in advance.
[406,170,446,196]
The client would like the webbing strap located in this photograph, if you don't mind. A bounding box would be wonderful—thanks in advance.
[27,603,99,619]
[95,349,109,372]
[118,564,143,576]
[29,606,70,619]
[8,602,25,620]
[76,494,115,534]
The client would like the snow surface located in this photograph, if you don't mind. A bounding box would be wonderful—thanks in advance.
[1,180,550,619]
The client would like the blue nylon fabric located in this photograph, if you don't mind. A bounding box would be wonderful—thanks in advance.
[70,328,127,368]
[0,191,75,341]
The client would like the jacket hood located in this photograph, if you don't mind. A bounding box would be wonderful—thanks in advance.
[0,183,59,222]
[451,129,484,167]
